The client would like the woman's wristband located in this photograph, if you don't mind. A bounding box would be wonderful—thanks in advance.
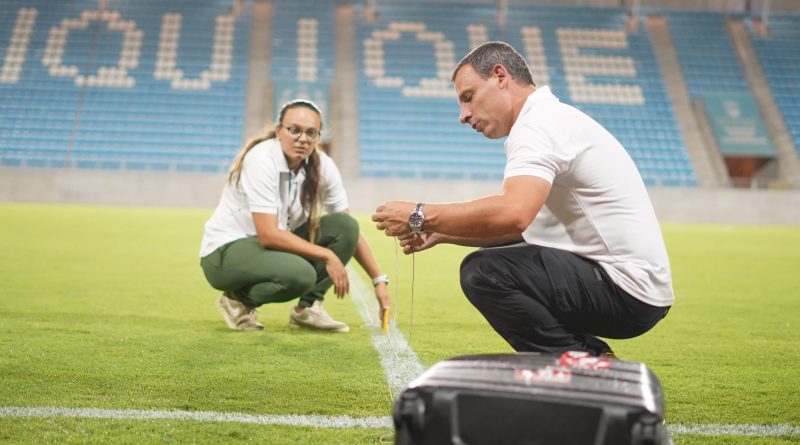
[372,274,389,286]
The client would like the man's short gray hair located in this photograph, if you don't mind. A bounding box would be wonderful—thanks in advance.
[451,41,535,86]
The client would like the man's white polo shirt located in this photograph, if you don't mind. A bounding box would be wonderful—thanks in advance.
[504,86,674,307]
[200,138,348,257]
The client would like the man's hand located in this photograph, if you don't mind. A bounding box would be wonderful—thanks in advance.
[398,232,441,254]
[372,201,416,238]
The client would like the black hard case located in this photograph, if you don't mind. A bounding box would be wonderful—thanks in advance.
[392,353,670,445]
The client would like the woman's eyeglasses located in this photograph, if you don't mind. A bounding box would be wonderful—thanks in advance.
[283,125,320,141]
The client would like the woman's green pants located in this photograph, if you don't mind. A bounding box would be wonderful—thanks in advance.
[200,212,359,308]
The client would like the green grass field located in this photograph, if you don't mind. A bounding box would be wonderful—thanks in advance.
[1,203,798,444]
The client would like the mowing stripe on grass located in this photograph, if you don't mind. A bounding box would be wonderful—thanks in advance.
[0,271,426,431]
[347,266,426,398]
[2,407,798,437]
[0,407,392,429]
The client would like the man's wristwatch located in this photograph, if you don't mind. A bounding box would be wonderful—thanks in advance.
[408,203,425,233]
[372,274,389,286]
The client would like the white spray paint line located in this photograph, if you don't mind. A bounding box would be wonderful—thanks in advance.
[0,406,391,429]
[347,266,426,398]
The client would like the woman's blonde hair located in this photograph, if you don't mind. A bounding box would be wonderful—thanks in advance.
[227,99,324,242]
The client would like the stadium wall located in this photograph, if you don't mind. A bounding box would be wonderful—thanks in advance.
[508,0,800,12]
[1,167,798,226]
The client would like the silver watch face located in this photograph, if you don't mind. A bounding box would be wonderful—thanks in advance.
[409,203,425,232]
[409,212,424,232]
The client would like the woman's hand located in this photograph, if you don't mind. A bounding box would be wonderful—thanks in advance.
[398,232,441,255]
[375,282,391,326]
[324,251,349,298]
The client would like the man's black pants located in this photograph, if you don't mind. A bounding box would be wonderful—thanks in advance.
[459,244,670,356]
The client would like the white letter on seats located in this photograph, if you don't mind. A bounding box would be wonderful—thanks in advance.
[296,18,318,81]
[521,26,550,87]
[364,22,455,98]
[1,8,37,84]
[467,24,488,50]
[42,10,141,88]
[154,13,235,90]
[558,28,643,105]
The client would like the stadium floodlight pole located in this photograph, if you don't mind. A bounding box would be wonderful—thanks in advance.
[497,0,507,32]
[231,0,244,17]
[626,0,641,32]
[363,0,377,22]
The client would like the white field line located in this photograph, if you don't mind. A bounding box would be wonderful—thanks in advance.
[0,406,391,429]
[2,406,798,437]
[669,423,800,437]
[346,266,426,398]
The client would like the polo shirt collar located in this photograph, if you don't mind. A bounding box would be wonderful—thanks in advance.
[517,85,557,120]
[271,138,308,178]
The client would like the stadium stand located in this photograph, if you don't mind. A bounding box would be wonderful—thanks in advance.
[0,0,250,172]
[747,13,800,156]
[357,1,696,186]
[664,10,749,96]
[2,0,797,189]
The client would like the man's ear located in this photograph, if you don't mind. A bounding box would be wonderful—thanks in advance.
[492,64,508,88]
